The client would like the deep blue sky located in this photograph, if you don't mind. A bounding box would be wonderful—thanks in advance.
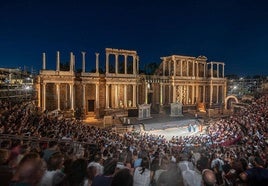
[1,0,268,76]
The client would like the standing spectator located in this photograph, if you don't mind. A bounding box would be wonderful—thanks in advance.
[39,152,66,186]
[10,152,45,186]
[188,124,192,133]
[0,149,13,186]
[157,162,182,186]
[91,158,117,186]
[111,168,133,186]
[240,156,268,186]
[133,156,151,186]
[202,169,217,186]
[42,141,60,163]
[67,158,88,186]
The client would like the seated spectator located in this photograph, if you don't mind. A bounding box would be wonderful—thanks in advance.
[42,141,60,163]
[87,163,97,186]
[87,154,103,176]
[133,156,151,186]
[91,158,117,186]
[157,162,182,186]
[39,152,65,186]
[240,156,268,186]
[10,152,45,186]
[67,158,88,186]
[111,168,133,186]
[202,169,217,186]
[0,148,13,186]
[153,156,169,184]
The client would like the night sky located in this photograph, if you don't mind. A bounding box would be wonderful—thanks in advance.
[1,0,268,76]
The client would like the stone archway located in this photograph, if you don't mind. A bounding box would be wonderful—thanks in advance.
[225,95,238,110]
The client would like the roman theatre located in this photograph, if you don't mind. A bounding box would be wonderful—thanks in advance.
[36,48,226,131]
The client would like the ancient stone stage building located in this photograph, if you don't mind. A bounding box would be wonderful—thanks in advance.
[36,48,226,118]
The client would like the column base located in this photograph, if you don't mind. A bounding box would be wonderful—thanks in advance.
[159,105,165,114]
[95,108,100,119]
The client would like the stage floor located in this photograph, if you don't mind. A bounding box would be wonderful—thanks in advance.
[142,118,204,140]
[83,112,206,140]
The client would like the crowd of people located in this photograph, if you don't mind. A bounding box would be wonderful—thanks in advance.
[0,94,268,186]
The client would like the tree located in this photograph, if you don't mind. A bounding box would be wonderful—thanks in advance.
[60,62,70,71]
[146,62,159,75]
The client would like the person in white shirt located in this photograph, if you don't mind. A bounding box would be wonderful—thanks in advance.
[133,156,151,186]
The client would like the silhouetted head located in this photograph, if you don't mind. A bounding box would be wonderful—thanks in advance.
[202,169,217,186]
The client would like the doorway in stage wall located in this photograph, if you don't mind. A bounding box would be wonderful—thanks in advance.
[88,100,95,112]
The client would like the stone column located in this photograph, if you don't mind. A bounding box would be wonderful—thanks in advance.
[115,54,118,74]
[106,53,109,74]
[196,62,199,77]
[124,85,127,107]
[70,52,73,72]
[224,81,227,105]
[145,82,148,104]
[65,84,68,109]
[196,85,199,103]
[203,86,206,103]
[115,85,118,108]
[173,59,177,76]
[42,52,46,70]
[37,83,41,107]
[106,84,109,108]
[56,51,60,71]
[133,84,137,107]
[124,55,127,74]
[192,85,195,104]
[180,86,183,103]
[82,52,86,73]
[203,63,206,77]
[95,53,99,73]
[42,83,46,111]
[163,84,165,105]
[193,61,195,77]
[217,64,219,78]
[168,60,170,76]
[216,85,219,103]
[187,60,189,76]
[168,85,171,104]
[133,55,136,75]
[211,63,213,78]
[96,83,99,109]
[210,82,213,105]
[180,60,183,76]
[160,83,163,105]
[82,84,86,111]
[222,64,225,77]
[136,84,139,105]
[173,85,176,102]
[186,85,189,104]
[56,83,60,110]
[70,83,74,110]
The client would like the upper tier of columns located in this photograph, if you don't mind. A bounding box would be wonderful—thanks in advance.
[42,51,99,73]
[105,48,139,75]
[160,55,225,78]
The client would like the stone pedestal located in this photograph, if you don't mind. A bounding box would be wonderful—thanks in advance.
[138,104,151,120]
[103,116,113,127]
[170,102,183,117]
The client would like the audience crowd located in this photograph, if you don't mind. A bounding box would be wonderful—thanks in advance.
[0,95,268,186]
